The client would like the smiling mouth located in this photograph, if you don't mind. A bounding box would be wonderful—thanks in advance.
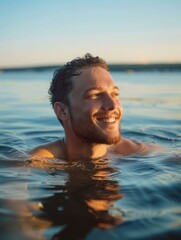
[96,117,117,123]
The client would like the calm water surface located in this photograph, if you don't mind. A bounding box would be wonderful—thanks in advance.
[0,70,181,240]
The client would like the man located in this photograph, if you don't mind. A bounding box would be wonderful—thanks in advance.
[30,53,156,160]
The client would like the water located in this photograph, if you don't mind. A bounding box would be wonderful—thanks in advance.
[0,70,181,240]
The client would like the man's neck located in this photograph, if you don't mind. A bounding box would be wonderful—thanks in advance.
[63,137,109,161]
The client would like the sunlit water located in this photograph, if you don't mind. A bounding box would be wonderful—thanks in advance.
[0,70,181,240]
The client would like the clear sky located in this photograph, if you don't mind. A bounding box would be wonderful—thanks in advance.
[0,0,181,67]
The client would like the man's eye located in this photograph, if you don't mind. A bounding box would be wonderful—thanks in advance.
[112,92,120,97]
[87,93,101,99]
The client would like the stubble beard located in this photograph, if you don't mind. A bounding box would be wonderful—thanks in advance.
[69,109,121,145]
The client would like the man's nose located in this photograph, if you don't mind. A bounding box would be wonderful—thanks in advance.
[102,94,117,111]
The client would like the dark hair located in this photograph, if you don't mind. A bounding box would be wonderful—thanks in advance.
[48,53,109,107]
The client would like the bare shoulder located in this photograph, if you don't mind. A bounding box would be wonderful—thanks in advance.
[29,139,64,159]
[109,138,161,156]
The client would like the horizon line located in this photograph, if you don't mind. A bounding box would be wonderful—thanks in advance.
[1,62,181,71]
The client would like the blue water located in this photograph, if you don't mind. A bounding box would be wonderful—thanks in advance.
[0,70,181,240]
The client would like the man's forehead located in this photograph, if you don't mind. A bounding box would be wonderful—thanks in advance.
[80,66,111,79]
[72,66,116,89]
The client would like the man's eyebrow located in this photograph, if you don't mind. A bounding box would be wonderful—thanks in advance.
[113,86,119,91]
[85,86,119,93]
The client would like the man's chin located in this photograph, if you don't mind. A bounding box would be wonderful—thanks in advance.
[101,129,121,145]
[103,136,121,145]
[71,120,121,145]
[75,131,119,144]
[84,133,121,145]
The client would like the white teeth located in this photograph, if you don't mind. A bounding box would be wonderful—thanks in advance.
[99,118,116,123]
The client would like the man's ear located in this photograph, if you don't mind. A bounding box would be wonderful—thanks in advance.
[54,102,68,121]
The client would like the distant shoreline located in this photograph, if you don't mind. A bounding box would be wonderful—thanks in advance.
[1,63,181,72]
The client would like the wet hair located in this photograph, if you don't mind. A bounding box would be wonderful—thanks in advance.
[48,53,109,107]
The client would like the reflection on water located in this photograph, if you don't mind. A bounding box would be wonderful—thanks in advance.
[28,158,123,240]
[1,153,181,240]
[0,158,123,240]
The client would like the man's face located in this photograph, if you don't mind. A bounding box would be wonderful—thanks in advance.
[67,67,122,144]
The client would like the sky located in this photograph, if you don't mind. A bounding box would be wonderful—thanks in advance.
[0,0,181,67]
